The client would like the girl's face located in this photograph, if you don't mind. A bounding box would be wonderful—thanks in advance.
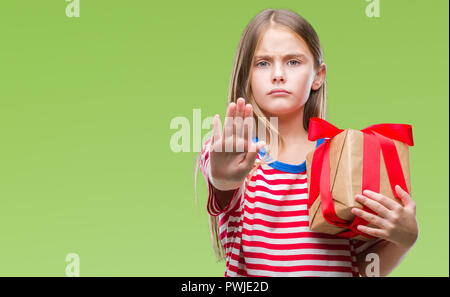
[250,25,323,118]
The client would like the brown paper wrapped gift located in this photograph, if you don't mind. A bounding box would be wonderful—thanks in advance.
[305,118,414,241]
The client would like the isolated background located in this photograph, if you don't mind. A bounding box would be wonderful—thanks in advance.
[0,0,448,276]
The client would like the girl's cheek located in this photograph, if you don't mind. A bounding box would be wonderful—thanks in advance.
[251,74,266,93]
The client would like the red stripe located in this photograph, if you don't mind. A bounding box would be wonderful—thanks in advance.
[244,217,310,228]
[241,251,352,262]
[223,229,239,241]
[247,184,308,196]
[224,220,241,229]
[223,240,241,250]
[242,228,343,240]
[249,173,307,185]
[245,195,308,207]
[227,264,248,276]
[219,209,240,225]
[222,228,347,248]
[244,262,353,273]
[219,213,230,225]
[245,205,308,217]
[241,239,350,251]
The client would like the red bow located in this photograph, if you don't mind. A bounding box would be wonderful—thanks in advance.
[307,117,414,239]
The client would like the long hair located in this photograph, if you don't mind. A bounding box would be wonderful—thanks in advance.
[193,8,327,262]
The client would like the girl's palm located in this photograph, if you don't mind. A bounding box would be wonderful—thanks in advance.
[210,98,266,186]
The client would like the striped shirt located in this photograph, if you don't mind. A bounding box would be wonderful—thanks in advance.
[200,136,382,277]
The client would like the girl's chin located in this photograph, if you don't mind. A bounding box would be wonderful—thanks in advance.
[260,104,303,118]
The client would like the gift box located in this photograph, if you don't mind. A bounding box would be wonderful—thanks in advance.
[305,118,414,241]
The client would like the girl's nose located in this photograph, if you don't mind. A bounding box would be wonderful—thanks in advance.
[272,73,285,82]
[272,64,285,82]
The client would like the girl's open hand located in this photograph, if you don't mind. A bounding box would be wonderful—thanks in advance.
[351,185,419,250]
[209,98,266,191]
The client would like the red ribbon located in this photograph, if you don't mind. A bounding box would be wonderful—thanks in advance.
[307,117,414,239]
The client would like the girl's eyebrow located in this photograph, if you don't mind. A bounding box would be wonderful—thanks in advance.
[253,53,307,60]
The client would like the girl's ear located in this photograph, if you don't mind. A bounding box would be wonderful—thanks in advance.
[311,63,327,90]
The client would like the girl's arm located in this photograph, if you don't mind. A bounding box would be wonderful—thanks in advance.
[210,186,239,211]
[200,139,244,216]
[356,239,413,277]
[351,185,419,277]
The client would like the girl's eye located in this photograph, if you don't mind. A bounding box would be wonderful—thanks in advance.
[255,60,301,67]
[256,61,268,67]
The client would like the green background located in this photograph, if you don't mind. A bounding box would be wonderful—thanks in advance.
[0,0,448,276]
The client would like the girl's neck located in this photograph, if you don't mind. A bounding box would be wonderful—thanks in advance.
[271,106,309,147]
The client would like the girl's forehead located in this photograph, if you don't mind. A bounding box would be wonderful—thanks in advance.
[254,26,312,57]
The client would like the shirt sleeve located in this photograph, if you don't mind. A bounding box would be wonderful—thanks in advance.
[199,136,245,216]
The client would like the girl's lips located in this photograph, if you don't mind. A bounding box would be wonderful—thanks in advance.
[268,88,291,95]
[269,91,290,96]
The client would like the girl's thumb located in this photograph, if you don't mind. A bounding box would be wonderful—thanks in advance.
[243,140,265,164]
[255,141,266,153]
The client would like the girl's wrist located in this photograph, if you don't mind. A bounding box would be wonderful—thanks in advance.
[208,162,243,191]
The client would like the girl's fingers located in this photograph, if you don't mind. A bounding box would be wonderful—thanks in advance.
[395,185,416,211]
[243,110,254,152]
[244,103,253,118]
[351,208,390,230]
[244,140,266,164]
[235,99,245,141]
[235,98,245,118]
[223,102,235,139]
[222,98,252,153]
[223,102,236,152]
[363,189,401,211]
[355,194,391,219]
[212,114,222,146]
[234,98,246,152]
[356,225,387,240]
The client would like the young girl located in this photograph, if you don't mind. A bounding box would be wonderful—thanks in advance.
[194,9,418,277]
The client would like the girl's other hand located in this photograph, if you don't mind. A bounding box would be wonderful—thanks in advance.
[351,186,419,250]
